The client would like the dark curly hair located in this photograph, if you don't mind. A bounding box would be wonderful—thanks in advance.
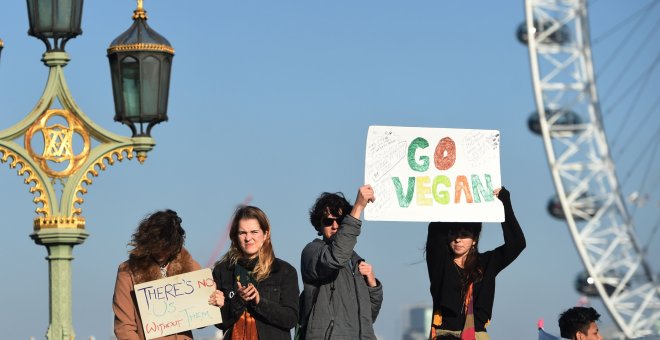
[127,209,186,273]
[309,192,353,235]
[558,307,601,338]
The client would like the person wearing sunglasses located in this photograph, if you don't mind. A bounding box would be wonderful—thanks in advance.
[425,187,526,340]
[298,184,383,340]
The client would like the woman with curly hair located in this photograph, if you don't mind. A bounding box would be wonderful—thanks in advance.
[209,206,299,340]
[426,187,526,340]
[112,209,201,340]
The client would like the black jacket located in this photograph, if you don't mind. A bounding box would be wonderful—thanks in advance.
[425,188,526,332]
[213,258,300,340]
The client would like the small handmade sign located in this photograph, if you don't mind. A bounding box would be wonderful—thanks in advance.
[134,268,222,339]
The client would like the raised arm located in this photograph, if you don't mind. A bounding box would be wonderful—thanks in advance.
[493,187,526,272]
[426,222,450,299]
[301,214,362,283]
[302,185,375,284]
[349,184,375,220]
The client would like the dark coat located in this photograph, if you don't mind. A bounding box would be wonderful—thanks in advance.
[300,215,383,340]
[213,258,300,340]
[425,188,526,332]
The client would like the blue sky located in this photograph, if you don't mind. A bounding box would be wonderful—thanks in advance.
[1,1,658,339]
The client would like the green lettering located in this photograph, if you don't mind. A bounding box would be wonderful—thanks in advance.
[407,137,429,172]
[392,177,415,207]
[471,174,494,203]
[432,175,451,205]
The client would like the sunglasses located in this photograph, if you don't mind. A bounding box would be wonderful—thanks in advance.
[321,217,343,227]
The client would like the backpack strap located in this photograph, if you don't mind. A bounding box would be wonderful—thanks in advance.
[296,284,321,340]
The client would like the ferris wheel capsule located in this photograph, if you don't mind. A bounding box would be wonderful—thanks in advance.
[516,19,570,45]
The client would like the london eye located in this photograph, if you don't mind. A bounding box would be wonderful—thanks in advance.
[519,0,660,337]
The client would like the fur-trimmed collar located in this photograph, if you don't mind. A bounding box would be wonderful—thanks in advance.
[122,247,198,284]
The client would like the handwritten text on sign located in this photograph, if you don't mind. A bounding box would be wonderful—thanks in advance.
[134,268,222,339]
[364,126,504,222]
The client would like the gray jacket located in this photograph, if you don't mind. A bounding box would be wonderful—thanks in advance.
[300,215,383,340]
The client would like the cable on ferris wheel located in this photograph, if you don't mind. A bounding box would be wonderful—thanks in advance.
[518,0,660,337]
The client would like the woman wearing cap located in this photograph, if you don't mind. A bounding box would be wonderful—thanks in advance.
[426,187,526,340]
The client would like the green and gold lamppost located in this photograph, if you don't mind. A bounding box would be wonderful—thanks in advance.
[0,1,174,339]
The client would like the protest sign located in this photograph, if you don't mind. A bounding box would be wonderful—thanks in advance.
[364,125,504,222]
[134,268,222,339]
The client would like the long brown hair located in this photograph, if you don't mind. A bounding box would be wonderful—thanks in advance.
[220,206,275,282]
[127,209,186,275]
[449,223,483,298]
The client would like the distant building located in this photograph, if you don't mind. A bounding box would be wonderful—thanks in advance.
[402,304,432,340]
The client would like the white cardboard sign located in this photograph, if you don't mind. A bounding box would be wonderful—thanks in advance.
[364,125,504,222]
[134,268,222,339]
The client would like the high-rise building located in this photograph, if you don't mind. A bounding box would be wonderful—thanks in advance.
[402,304,432,340]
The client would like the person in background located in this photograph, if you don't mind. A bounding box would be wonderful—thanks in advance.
[425,187,526,340]
[113,209,201,340]
[558,307,603,340]
[299,185,383,340]
[209,205,299,340]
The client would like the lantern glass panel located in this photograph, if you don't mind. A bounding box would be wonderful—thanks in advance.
[142,56,160,117]
[27,0,83,43]
[120,56,140,119]
[36,1,54,34]
[54,0,76,32]
[159,57,172,114]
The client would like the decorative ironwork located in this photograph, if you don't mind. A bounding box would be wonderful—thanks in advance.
[133,0,148,20]
[34,216,85,230]
[70,146,134,216]
[0,146,50,217]
[25,109,91,178]
[107,43,174,55]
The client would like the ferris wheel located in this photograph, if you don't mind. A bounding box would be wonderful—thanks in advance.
[519,0,660,337]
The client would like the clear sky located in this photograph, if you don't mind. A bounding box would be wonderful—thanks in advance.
[1,1,658,339]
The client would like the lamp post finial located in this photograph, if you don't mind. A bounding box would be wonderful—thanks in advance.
[133,0,147,20]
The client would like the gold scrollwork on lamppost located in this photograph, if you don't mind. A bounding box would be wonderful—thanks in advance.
[25,109,91,178]
[70,146,134,216]
[0,146,50,216]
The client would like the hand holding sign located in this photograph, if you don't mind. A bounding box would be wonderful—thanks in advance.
[208,289,225,308]
[350,184,376,220]
[134,268,222,339]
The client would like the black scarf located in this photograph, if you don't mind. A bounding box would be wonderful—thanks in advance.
[234,257,258,291]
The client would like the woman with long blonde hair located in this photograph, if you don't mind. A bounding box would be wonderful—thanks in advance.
[209,206,299,340]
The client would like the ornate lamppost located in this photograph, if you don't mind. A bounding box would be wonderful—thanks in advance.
[0,1,173,339]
